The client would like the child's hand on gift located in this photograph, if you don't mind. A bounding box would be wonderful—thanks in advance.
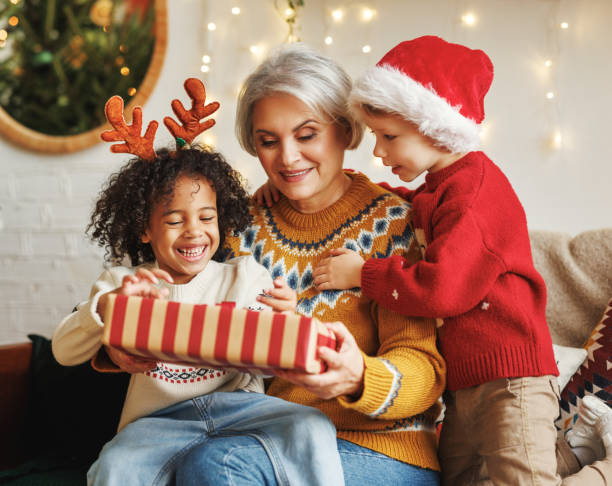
[253,179,280,207]
[275,321,365,400]
[257,277,297,312]
[105,345,157,374]
[313,248,364,291]
[119,268,174,297]
[97,268,173,319]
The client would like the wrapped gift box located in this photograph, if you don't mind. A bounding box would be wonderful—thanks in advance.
[102,294,336,374]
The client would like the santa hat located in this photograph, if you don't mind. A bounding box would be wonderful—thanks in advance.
[350,35,494,153]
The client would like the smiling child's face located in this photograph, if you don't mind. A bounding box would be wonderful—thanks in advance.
[141,175,219,284]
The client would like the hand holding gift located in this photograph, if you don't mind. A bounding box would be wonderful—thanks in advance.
[98,268,173,373]
[275,321,364,400]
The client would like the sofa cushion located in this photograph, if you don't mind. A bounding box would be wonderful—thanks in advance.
[553,344,588,391]
[530,228,612,347]
[556,300,612,435]
[0,334,129,484]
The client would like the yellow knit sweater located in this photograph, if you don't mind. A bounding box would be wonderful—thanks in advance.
[224,172,446,471]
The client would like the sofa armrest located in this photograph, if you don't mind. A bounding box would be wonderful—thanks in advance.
[0,341,32,470]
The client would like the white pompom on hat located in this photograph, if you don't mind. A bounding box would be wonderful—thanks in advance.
[349,35,494,153]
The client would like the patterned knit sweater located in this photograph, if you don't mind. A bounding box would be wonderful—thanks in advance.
[362,152,558,391]
[224,171,446,472]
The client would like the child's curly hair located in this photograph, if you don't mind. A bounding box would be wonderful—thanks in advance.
[88,147,251,266]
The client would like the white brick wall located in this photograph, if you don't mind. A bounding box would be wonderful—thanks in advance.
[0,164,108,344]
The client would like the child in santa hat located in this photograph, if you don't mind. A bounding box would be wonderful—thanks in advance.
[307,35,612,485]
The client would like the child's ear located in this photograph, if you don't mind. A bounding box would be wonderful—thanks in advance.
[141,230,151,244]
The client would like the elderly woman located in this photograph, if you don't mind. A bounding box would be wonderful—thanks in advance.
[177,44,446,486]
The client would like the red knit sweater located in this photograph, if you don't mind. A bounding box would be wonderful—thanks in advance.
[361,151,558,391]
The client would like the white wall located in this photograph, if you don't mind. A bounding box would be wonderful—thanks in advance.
[1,0,610,344]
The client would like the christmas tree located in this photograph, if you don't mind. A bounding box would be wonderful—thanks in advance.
[0,0,155,136]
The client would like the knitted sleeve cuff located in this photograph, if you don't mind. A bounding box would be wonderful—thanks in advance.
[361,258,386,300]
[337,352,400,418]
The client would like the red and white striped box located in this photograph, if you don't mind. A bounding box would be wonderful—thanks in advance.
[101,294,336,374]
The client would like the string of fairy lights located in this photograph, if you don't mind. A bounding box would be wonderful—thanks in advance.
[196,1,572,165]
[0,1,571,157]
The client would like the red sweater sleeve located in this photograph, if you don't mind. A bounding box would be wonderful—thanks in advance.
[361,204,506,318]
[378,182,416,202]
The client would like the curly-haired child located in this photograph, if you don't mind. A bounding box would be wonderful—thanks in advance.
[52,85,345,486]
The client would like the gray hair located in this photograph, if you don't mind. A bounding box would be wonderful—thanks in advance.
[235,43,364,156]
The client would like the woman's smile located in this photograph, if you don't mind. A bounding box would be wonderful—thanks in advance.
[279,167,314,182]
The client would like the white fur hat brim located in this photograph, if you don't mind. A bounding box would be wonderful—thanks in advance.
[349,65,482,153]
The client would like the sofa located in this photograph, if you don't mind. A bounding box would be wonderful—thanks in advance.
[1,229,611,485]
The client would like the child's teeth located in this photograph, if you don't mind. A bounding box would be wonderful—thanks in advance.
[181,247,204,256]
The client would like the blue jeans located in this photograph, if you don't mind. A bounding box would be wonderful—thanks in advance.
[87,391,343,486]
[177,437,439,486]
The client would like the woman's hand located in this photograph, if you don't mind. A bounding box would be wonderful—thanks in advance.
[275,321,365,400]
[97,268,173,319]
[253,179,280,207]
[105,345,157,374]
[313,248,365,291]
[257,277,297,312]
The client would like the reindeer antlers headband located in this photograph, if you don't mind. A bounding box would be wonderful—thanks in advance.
[100,78,220,160]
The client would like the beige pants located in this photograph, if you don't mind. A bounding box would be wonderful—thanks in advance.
[439,375,612,485]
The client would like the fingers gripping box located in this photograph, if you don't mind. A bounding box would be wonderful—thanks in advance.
[102,294,336,374]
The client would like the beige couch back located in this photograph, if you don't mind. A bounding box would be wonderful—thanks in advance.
[530,229,612,347]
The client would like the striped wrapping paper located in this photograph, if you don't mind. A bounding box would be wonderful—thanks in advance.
[101,294,336,374]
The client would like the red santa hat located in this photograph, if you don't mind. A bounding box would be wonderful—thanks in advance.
[350,35,494,153]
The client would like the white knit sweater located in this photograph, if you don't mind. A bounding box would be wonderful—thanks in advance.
[52,256,272,431]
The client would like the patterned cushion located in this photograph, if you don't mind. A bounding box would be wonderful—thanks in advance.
[556,299,612,435]
[553,344,588,391]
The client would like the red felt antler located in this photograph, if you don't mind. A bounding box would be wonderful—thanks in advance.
[100,96,158,160]
[163,78,220,147]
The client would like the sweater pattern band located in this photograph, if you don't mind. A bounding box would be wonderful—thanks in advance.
[375,413,437,433]
[231,195,412,318]
[371,358,403,418]
[146,364,228,384]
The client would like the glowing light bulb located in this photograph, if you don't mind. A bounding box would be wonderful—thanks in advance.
[0,30,7,41]
[546,91,555,99]
[120,66,130,76]
[544,60,552,68]
[324,36,333,45]
[231,7,240,15]
[480,121,490,142]
[202,54,211,64]
[285,8,295,19]
[461,12,476,26]
[560,22,569,29]
[207,22,216,31]
[8,16,19,27]
[552,131,563,149]
[249,45,264,57]
[128,87,137,96]
[201,65,210,73]
[362,8,375,21]
[362,45,371,54]
[200,133,217,147]
[331,9,343,22]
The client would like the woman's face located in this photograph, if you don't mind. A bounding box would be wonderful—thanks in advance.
[251,93,350,213]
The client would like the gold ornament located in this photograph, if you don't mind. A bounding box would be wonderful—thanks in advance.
[90,0,113,27]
